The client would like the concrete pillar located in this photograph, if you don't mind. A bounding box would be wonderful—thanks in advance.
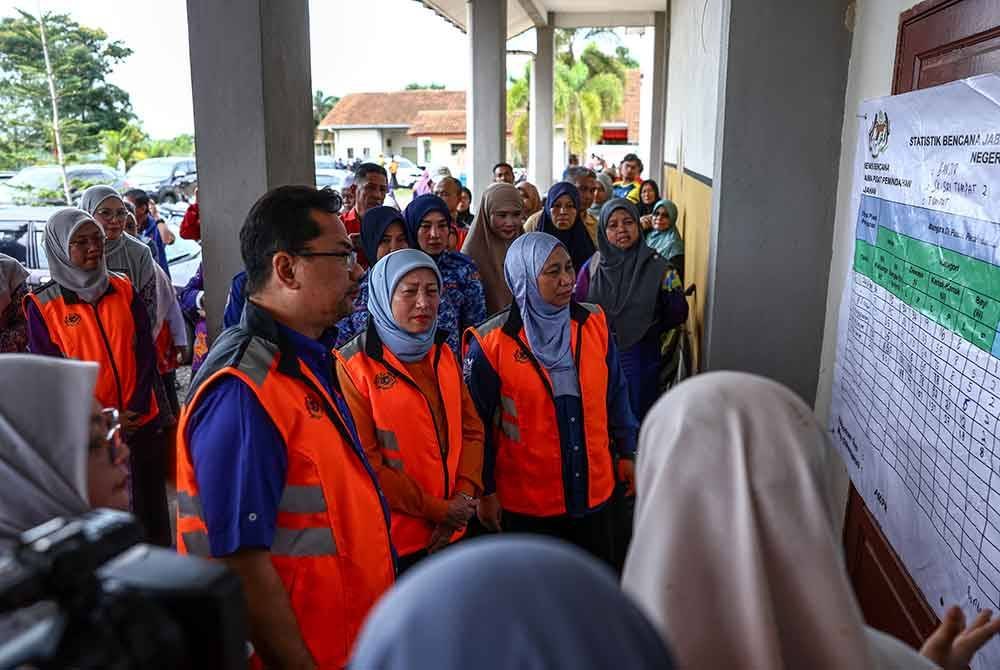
[703,0,851,404]
[529,20,554,192]
[186,0,315,338]
[467,0,507,204]
[647,10,669,182]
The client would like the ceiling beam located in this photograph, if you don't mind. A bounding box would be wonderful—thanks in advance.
[516,0,548,26]
[553,11,656,28]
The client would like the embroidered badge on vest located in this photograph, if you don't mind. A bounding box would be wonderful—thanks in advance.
[513,349,530,364]
[305,394,322,418]
[374,372,396,390]
[64,313,82,327]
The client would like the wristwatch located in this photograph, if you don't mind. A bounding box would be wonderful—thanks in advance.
[458,492,477,503]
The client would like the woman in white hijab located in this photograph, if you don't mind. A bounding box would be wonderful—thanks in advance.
[0,355,130,548]
[622,371,1000,670]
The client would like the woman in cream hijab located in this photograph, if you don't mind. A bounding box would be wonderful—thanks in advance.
[622,371,1000,670]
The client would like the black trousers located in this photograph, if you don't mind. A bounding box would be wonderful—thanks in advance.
[128,421,172,546]
[503,503,616,568]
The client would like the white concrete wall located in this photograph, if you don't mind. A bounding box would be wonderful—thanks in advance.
[334,128,384,161]
[383,129,417,158]
[664,0,723,178]
[815,0,916,421]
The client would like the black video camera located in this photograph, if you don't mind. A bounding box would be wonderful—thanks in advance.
[0,510,247,669]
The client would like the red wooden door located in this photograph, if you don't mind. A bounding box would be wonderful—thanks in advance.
[843,0,1000,649]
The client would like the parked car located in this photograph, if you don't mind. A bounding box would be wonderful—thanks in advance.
[0,165,125,207]
[393,156,423,188]
[0,171,15,182]
[124,156,197,204]
[0,205,200,294]
[316,169,352,192]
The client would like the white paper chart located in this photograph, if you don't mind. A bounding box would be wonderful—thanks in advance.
[829,74,1000,668]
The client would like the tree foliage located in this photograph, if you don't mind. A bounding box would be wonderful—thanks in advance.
[313,89,338,127]
[404,82,445,90]
[508,29,633,162]
[0,10,133,169]
[100,122,195,171]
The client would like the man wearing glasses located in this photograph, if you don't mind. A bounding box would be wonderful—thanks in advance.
[176,186,395,669]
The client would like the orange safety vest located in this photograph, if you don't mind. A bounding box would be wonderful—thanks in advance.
[464,301,614,517]
[337,327,465,556]
[175,304,395,669]
[24,275,158,426]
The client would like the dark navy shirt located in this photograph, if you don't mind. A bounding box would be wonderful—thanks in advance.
[184,322,362,556]
[223,271,248,329]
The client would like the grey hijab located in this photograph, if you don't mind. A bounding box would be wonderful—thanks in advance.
[0,355,95,546]
[504,232,579,397]
[588,198,670,350]
[352,536,674,669]
[589,172,613,220]
[44,208,109,303]
[81,186,159,324]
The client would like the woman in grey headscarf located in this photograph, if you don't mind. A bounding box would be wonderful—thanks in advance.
[463,232,638,565]
[0,252,29,353]
[590,171,613,221]
[575,198,688,422]
[80,185,160,327]
[0,355,130,548]
[352,536,674,669]
[23,208,169,546]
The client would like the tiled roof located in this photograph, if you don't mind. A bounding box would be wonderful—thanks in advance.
[407,110,467,136]
[318,90,466,129]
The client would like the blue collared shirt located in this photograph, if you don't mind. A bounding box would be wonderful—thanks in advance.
[185,321,362,556]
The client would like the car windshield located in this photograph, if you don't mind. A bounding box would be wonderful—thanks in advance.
[7,167,63,191]
[0,222,31,265]
[127,159,177,180]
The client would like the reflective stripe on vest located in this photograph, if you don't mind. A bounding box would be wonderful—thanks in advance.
[25,275,157,424]
[176,340,395,668]
[468,306,614,517]
[337,336,466,556]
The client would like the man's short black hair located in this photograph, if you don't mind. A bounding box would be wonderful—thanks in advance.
[493,162,513,173]
[354,162,387,183]
[621,153,644,171]
[124,189,151,207]
[566,166,596,181]
[240,185,343,295]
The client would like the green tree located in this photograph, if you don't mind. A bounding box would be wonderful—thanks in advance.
[507,63,530,166]
[507,30,633,162]
[100,122,148,170]
[145,133,195,158]
[0,10,133,168]
[313,89,338,127]
[404,82,445,90]
[554,60,623,157]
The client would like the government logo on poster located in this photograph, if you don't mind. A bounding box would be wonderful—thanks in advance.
[868,110,890,158]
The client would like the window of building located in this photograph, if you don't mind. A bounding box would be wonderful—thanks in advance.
[450,143,466,156]
[423,139,432,164]
[347,148,354,159]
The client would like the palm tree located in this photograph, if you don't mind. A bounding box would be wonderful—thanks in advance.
[554,60,623,157]
[100,122,148,171]
[507,63,530,165]
[313,90,338,127]
[507,31,629,163]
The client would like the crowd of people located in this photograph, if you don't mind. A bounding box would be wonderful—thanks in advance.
[2,153,999,669]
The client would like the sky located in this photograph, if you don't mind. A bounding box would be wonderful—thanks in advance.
[0,0,649,139]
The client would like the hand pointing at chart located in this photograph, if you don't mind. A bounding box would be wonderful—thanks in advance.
[920,605,1000,670]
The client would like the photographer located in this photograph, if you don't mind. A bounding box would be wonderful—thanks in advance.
[0,355,129,545]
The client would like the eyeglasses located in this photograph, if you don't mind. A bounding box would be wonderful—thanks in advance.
[95,208,129,220]
[93,407,124,464]
[295,249,357,269]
